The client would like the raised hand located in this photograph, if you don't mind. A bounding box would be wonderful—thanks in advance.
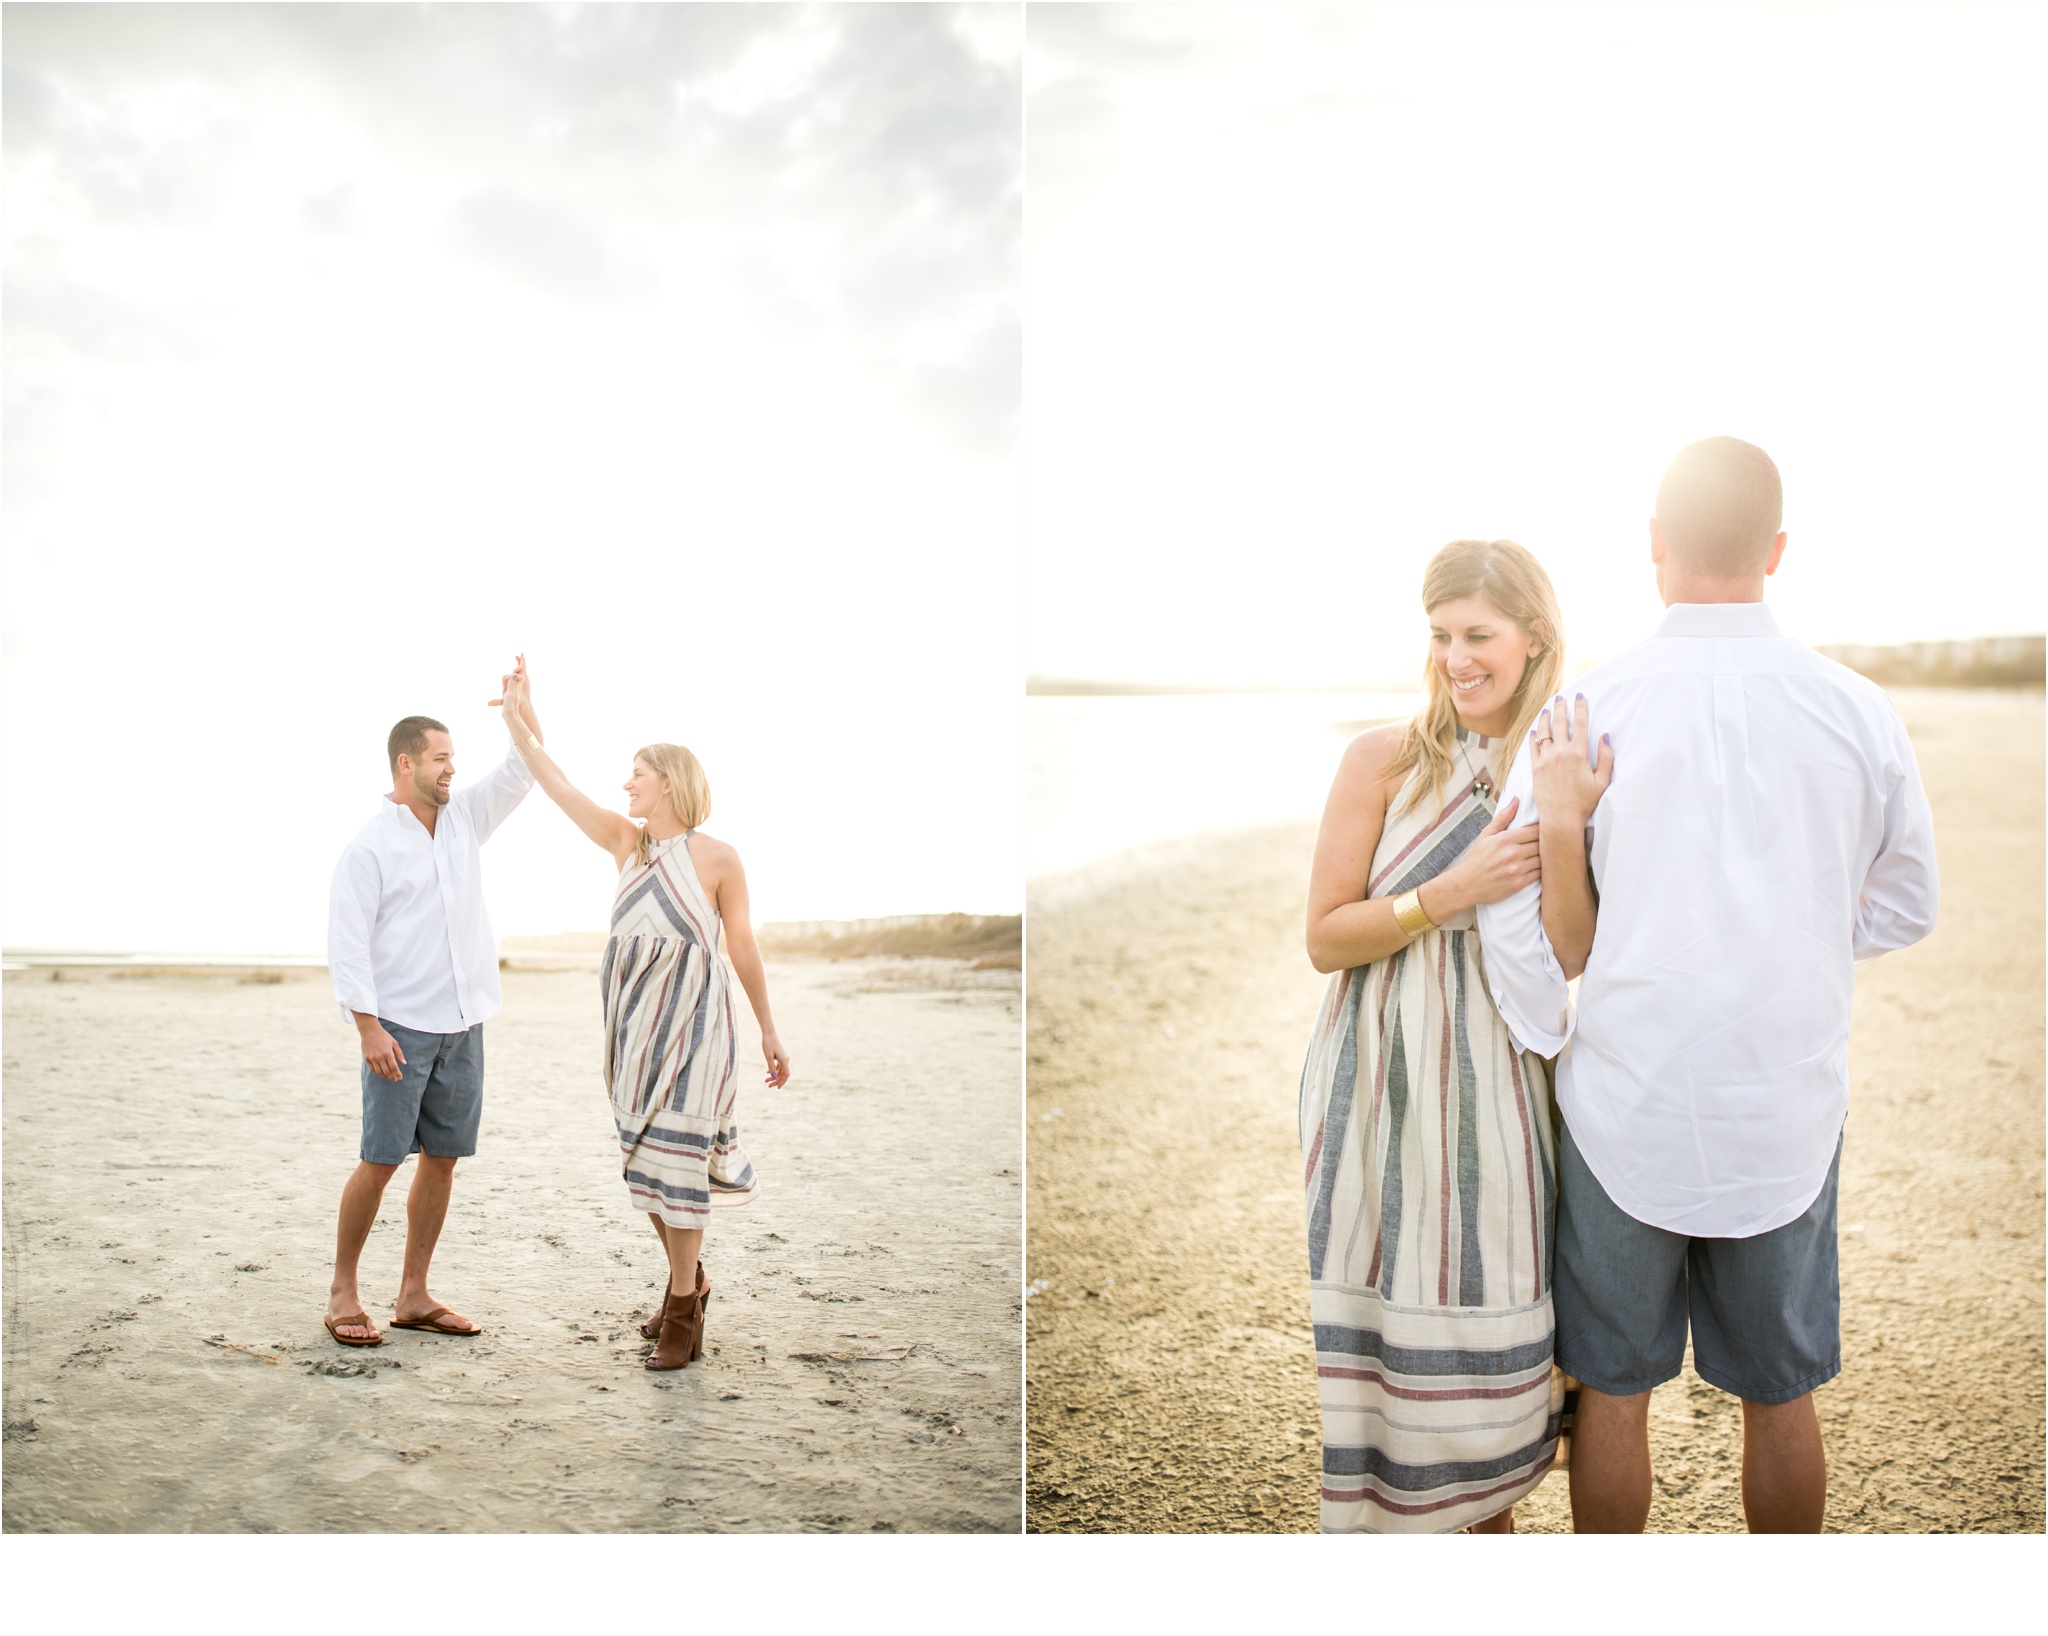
[488,654,540,743]
[492,672,527,736]
[1529,694,1614,830]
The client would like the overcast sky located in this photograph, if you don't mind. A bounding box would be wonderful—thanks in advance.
[3,2,1021,952]
[1027,0,2048,687]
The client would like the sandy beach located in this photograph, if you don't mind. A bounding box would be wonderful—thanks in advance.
[3,956,1020,1534]
[1025,687,2044,1533]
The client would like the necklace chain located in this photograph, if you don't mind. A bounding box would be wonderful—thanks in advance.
[1456,736,1495,803]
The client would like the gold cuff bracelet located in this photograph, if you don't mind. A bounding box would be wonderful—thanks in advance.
[1392,888,1436,938]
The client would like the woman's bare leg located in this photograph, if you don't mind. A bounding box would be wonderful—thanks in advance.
[1467,1506,1515,1534]
[646,1212,702,1297]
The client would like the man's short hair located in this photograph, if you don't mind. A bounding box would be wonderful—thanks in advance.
[388,716,449,776]
[1655,437,1783,578]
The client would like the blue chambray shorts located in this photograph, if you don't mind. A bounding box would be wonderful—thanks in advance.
[360,1021,484,1165]
[1553,1120,1843,1405]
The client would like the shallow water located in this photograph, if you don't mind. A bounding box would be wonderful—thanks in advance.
[1027,691,1420,879]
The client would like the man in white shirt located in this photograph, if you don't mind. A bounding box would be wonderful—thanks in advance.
[321,709,535,1345]
[1476,438,1938,1531]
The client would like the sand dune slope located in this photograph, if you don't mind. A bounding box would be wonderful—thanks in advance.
[1025,688,2043,1533]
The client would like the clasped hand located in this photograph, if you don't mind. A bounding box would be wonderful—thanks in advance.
[1451,796,1543,906]
[488,653,532,736]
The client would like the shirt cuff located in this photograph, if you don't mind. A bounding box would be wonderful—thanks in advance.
[1492,984,1574,1059]
[336,987,378,1025]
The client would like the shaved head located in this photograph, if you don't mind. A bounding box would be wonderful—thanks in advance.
[1655,437,1783,578]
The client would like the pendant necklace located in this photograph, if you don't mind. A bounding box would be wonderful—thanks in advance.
[1457,738,1495,803]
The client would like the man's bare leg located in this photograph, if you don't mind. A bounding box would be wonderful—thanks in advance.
[1740,1393,1826,1532]
[1569,1386,1653,1532]
[327,1160,400,1340]
[393,1154,476,1332]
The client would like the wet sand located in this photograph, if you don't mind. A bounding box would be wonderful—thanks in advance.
[3,958,1021,1533]
[1025,688,2044,1533]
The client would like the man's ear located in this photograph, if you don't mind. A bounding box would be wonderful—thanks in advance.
[1763,531,1788,577]
[1648,516,1667,566]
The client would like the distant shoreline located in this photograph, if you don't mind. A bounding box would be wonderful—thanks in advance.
[1817,635,2043,689]
[504,913,1021,966]
[1032,634,2045,697]
[6,913,1025,978]
[1028,677,1414,696]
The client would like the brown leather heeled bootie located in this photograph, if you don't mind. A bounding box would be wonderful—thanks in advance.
[645,1285,705,1372]
[639,1260,710,1341]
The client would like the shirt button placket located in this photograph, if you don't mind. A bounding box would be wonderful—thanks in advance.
[438,827,468,1027]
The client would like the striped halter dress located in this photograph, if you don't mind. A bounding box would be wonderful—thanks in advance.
[1298,729,1561,1533]
[601,831,757,1228]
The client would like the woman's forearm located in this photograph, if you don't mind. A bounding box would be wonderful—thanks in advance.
[508,726,634,854]
[1538,820,1596,979]
[510,731,576,806]
[1306,872,1468,974]
[726,938,778,1036]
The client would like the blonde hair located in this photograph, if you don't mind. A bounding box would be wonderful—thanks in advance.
[631,742,712,867]
[1386,538,1565,816]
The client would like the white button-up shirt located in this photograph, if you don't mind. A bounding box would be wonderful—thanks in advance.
[1475,602,1938,1238]
[327,749,535,1034]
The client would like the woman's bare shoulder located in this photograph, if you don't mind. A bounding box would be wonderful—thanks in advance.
[687,830,741,870]
[1337,722,1406,780]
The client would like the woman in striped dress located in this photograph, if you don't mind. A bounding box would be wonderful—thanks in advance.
[495,661,790,1373]
[1300,538,1601,1532]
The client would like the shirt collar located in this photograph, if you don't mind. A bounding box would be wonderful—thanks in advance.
[1655,601,1781,638]
[381,795,436,834]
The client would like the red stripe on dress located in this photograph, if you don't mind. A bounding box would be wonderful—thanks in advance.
[1322,1461,1550,1515]
[1366,787,1474,896]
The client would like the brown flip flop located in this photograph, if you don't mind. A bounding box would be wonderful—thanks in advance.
[324,1311,383,1347]
[389,1306,482,1336]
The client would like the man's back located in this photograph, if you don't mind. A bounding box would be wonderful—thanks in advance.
[1478,602,1938,1237]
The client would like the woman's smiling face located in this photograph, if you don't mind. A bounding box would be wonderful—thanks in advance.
[623,757,670,821]
[1429,595,1541,734]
